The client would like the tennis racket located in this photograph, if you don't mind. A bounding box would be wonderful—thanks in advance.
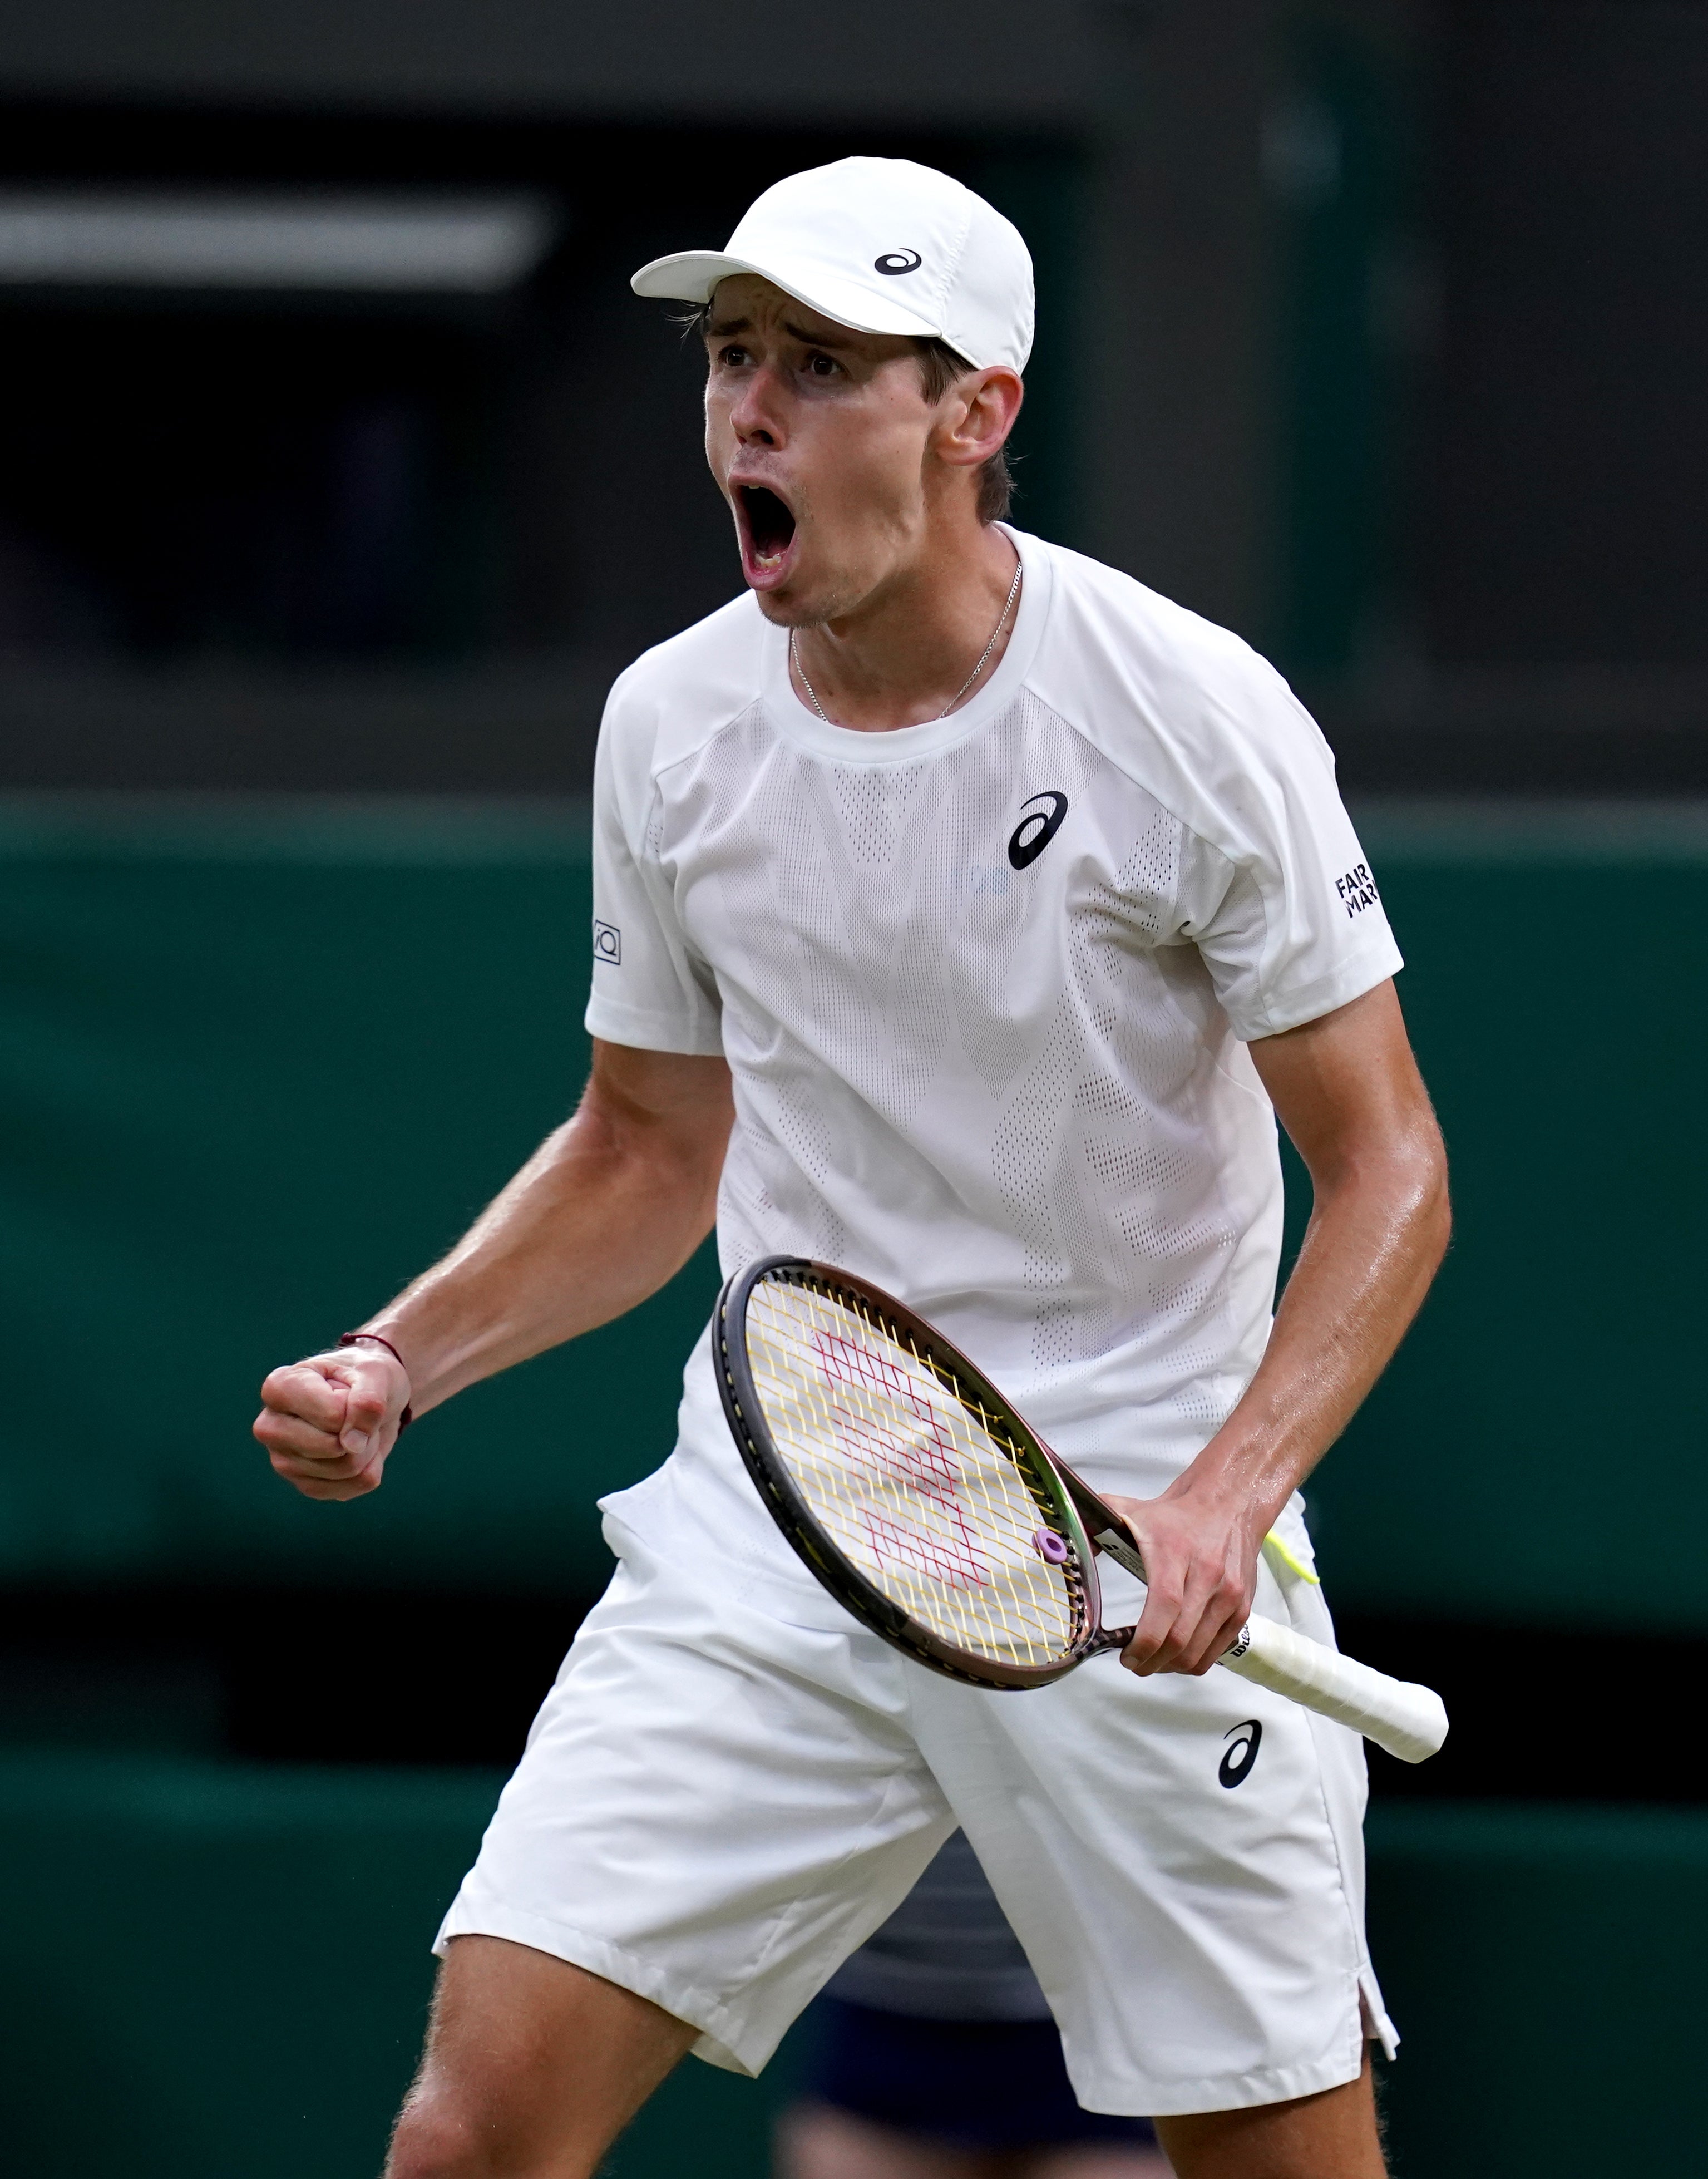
[715,1255,1447,1764]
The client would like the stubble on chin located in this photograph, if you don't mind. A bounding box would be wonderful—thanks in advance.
[748,569,862,634]
[748,586,812,630]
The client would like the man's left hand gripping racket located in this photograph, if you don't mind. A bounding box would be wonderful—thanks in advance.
[715,1256,1447,1764]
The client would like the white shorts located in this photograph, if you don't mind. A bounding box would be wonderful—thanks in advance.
[436,1483,1396,2118]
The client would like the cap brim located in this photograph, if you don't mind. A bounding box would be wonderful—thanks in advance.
[631,249,942,342]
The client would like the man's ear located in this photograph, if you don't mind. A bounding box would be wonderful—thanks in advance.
[937,368,1024,471]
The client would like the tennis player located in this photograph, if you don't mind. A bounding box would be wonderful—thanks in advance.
[255,158,1448,2179]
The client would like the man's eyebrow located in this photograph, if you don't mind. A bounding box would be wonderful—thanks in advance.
[704,312,856,348]
[783,319,854,347]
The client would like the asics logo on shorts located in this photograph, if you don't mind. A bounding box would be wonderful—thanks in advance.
[1007,791,1068,870]
[593,919,622,965]
[1219,1720,1262,1788]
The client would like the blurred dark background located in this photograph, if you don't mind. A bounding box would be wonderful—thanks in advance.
[1,5,1704,2175]
[6,0,1707,793]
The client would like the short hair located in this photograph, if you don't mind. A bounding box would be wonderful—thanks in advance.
[686,303,1015,523]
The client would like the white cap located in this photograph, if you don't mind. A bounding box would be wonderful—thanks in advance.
[631,156,1034,374]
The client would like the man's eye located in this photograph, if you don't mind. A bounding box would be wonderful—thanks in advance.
[807,354,840,378]
[719,346,749,368]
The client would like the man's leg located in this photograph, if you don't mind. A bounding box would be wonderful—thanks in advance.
[1033,2151,1174,2179]
[776,2102,993,2178]
[384,1935,699,2179]
[777,2102,1172,2179]
[1151,2048,1385,2179]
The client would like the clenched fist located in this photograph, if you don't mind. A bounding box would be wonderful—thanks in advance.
[253,1343,412,1501]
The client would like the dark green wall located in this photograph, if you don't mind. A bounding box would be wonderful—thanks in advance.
[0,1750,799,2179]
[2,797,1704,1626]
[0,800,716,1598]
[0,1750,1697,2179]
[1365,1800,1708,2177]
[1309,804,1708,1630]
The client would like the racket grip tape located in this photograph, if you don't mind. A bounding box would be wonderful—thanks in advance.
[1221,1616,1448,1764]
[1073,1483,1446,1761]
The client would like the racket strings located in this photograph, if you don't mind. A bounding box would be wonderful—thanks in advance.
[746,1276,1082,1667]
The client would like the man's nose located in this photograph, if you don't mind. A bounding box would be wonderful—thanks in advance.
[729,363,786,447]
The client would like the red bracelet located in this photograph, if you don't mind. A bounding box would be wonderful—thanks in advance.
[338,1332,414,1432]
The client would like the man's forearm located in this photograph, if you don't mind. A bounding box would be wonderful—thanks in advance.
[356,1049,733,1416]
[1175,1127,1450,1527]
[1109,983,1448,1677]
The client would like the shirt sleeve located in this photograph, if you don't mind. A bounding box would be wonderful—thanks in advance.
[1169,660,1403,1042]
[582,679,725,1057]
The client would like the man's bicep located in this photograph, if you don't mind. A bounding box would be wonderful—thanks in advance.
[1247,980,1443,1187]
[586,1040,735,1166]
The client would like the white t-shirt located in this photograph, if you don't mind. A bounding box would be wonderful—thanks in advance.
[585,528,1401,1602]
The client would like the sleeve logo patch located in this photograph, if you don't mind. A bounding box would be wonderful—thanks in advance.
[592,920,622,964]
[1334,863,1380,919]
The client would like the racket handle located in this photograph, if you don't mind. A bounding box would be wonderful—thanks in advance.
[1220,1616,1448,1764]
[1079,1506,1447,1763]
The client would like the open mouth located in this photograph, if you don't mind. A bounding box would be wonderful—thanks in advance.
[736,485,798,584]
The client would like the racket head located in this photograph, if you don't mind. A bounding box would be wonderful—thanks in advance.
[715,1255,1105,1689]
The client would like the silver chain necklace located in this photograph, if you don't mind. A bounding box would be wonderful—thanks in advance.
[790,558,1023,729]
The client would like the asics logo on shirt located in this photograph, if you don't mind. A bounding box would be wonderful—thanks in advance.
[1007,791,1068,870]
[1219,1720,1262,1788]
[593,920,622,964]
[874,249,922,275]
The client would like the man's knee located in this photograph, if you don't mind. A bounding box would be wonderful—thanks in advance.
[1153,2048,1386,2179]
[383,2097,486,2179]
[386,2087,590,2179]
[382,1937,695,2179]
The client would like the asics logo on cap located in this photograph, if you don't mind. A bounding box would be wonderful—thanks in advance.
[874,249,922,275]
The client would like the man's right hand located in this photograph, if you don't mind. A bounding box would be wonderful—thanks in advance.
[253,1347,411,1501]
